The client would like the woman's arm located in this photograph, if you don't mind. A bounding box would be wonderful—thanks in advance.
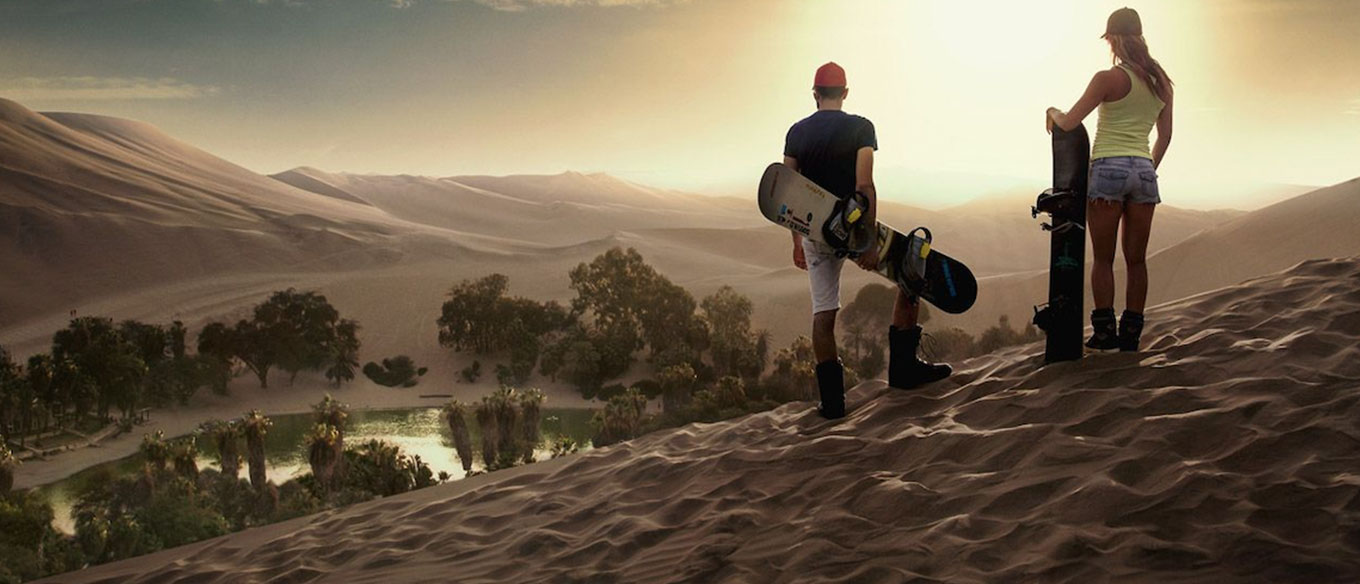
[1151,94,1174,169]
[1047,71,1111,133]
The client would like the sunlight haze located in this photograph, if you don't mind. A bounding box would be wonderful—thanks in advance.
[1,0,1356,209]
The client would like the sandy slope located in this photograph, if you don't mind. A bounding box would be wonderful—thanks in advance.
[45,257,1360,584]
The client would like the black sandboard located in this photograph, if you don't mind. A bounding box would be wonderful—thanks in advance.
[759,163,977,314]
[1032,124,1089,363]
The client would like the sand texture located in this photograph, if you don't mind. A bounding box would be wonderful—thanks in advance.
[44,257,1360,584]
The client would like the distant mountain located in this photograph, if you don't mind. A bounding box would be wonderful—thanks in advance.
[269,167,760,246]
[0,98,421,322]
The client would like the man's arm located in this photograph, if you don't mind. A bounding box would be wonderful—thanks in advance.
[785,156,807,270]
[853,146,878,271]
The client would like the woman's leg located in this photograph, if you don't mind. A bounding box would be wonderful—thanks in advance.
[1087,198,1124,310]
[1121,202,1157,312]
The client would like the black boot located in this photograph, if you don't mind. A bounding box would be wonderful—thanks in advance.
[1118,310,1145,352]
[1085,308,1118,352]
[815,359,845,419]
[888,325,952,389]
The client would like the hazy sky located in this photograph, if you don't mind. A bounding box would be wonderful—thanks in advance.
[2,0,1358,209]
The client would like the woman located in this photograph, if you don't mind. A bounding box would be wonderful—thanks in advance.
[1047,7,1173,352]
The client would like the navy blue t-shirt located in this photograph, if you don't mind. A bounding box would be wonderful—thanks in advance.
[783,110,877,200]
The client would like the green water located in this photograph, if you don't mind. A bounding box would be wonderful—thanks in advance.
[34,407,596,533]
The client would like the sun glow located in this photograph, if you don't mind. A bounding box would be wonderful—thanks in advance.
[760,0,1222,205]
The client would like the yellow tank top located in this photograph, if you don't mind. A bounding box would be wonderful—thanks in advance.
[1091,64,1165,161]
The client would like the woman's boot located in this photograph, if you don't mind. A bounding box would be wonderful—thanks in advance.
[1085,308,1119,352]
[1118,310,1145,352]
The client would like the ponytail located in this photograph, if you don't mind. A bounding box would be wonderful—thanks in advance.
[1109,35,1173,102]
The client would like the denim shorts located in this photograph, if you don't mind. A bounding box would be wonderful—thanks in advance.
[1089,156,1160,205]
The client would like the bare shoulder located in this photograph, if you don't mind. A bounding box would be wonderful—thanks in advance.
[1094,67,1131,100]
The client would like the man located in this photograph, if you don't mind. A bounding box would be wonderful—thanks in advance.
[783,62,951,420]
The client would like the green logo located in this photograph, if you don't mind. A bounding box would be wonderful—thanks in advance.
[1055,241,1080,271]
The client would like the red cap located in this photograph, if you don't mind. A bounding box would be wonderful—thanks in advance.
[813,62,847,88]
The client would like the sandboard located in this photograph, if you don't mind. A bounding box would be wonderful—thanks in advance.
[759,163,977,314]
[1032,124,1089,363]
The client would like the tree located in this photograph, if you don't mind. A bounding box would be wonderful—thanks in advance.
[232,319,276,389]
[0,443,16,494]
[702,286,761,379]
[311,395,349,487]
[203,420,242,479]
[306,424,341,495]
[24,354,55,434]
[658,363,696,414]
[591,388,649,447]
[257,289,341,386]
[0,347,31,447]
[139,431,170,474]
[474,399,499,471]
[441,401,474,474]
[52,317,147,422]
[518,389,545,464]
[489,388,521,469]
[169,437,199,482]
[196,322,237,395]
[767,336,817,403]
[221,289,351,389]
[344,439,436,497]
[437,274,513,354]
[242,410,271,490]
[324,319,361,388]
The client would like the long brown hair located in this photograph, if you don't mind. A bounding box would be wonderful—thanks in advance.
[1108,34,1173,102]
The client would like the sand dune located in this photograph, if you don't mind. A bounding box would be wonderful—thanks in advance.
[270,167,761,247]
[47,257,1360,584]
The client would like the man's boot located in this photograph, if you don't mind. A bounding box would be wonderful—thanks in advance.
[888,325,952,389]
[815,359,845,419]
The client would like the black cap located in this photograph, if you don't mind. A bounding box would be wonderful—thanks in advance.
[1102,7,1142,38]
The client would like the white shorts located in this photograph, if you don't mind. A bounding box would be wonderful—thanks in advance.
[803,238,845,314]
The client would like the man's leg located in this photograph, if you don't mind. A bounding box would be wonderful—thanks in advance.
[812,309,838,363]
[892,289,919,329]
[888,289,950,389]
[805,240,846,419]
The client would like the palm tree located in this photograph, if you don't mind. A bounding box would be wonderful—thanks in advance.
[140,431,170,472]
[518,389,545,464]
[306,423,340,494]
[170,436,199,481]
[0,443,16,493]
[203,419,242,478]
[325,319,361,388]
[442,401,474,474]
[474,399,499,470]
[491,388,520,467]
[312,395,349,482]
[242,410,272,490]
